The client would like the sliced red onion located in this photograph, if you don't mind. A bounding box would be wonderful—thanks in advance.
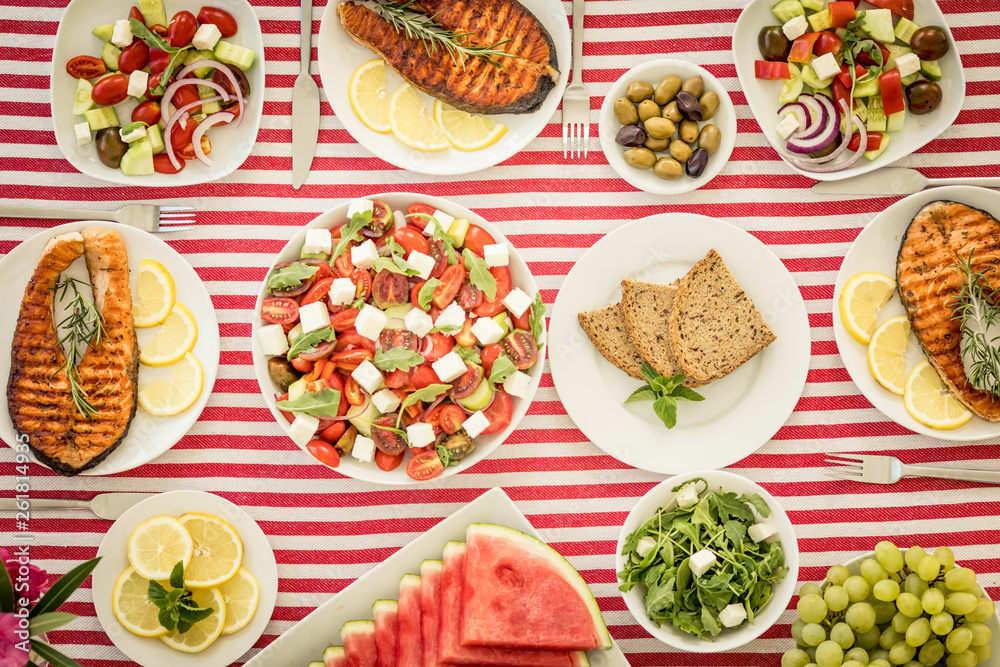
[792,94,827,140]
[160,78,232,125]
[322,392,372,424]
[791,99,854,166]
[777,101,811,136]
[786,94,840,155]
[176,60,248,129]
[191,111,235,166]
[792,112,867,173]
[164,102,200,170]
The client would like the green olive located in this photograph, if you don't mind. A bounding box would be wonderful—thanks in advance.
[679,119,700,144]
[626,80,654,103]
[662,100,683,123]
[698,91,720,121]
[613,97,639,125]
[644,135,670,151]
[654,75,682,105]
[669,139,693,164]
[653,157,684,180]
[681,75,704,99]
[698,124,722,155]
[623,146,656,169]
[644,117,676,140]
[637,99,661,123]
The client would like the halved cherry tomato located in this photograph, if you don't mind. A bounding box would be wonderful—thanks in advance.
[176,136,211,161]
[433,264,466,309]
[302,278,334,306]
[463,225,496,258]
[344,377,364,405]
[306,439,341,468]
[455,319,477,347]
[333,348,374,370]
[290,357,314,373]
[153,153,185,174]
[512,308,531,332]
[438,404,466,435]
[150,23,168,36]
[410,364,441,390]
[91,73,129,106]
[406,450,444,480]
[410,281,425,309]
[350,268,371,301]
[474,267,512,317]
[450,363,483,399]
[380,329,419,353]
[335,250,356,278]
[502,330,539,370]
[335,329,377,354]
[847,133,883,152]
[372,415,407,455]
[481,390,513,435]
[457,283,481,311]
[406,203,436,230]
[421,333,454,362]
[167,10,197,47]
[276,392,294,424]
[813,32,842,58]
[261,297,300,325]
[330,308,359,332]
[372,270,409,309]
[320,421,347,444]
[145,72,165,99]
[481,344,504,376]
[375,450,404,471]
[149,48,170,74]
[427,241,448,279]
[394,226,430,257]
[197,6,238,37]
[171,116,198,149]
[129,6,145,23]
[315,262,335,282]
[385,369,410,389]
[66,55,107,80]
[118,39,149,75]
[132,100,161,125]
[172,83,201,114]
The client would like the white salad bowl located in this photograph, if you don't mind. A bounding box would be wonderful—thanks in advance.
[51,0,265,186]
[732,0,965,181]
[615,469,799,652]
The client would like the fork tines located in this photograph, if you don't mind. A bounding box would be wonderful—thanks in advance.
[824,455,864,479]
[563,122,589,159]
[158,206,196,231]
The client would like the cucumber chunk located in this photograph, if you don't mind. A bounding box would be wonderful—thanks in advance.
[119,139,154,176]
[865,95,886,133]
[887,110,905,132]
[92,24,114,42]
[852,76,880,98]
[72,78,96,116]
[807,8,832,33]
[102,42,121,72]
[349,400,381,437]
[900,72,919,87]
[840,98,868,135]
[183,50,218,78]
[799,0,823,11]
[85,106,120,131]
[801,63,834,91]
[198,85,222,115]
[864,133,891,161]
[771,0,804,24]
[779,62,803,104]
[137,0,167,29]
[140,123,165,155]
[861,8,895,44]
[893,17,922,45]
[214,40,256,71]
[920,60,943,82]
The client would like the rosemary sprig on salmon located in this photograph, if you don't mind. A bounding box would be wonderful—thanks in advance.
[951,252,1000,398]
[52,277,107,419]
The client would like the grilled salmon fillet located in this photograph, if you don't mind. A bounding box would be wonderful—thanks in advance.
[338,1,559,114]
[897,200,1000,421]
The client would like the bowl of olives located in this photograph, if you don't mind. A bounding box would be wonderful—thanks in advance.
[599,59,737,195]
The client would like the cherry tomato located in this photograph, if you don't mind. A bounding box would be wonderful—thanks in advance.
[385,369,411,390]
[306,439,340,467]
[455,319,477,347]
[261,297,299,324]
[502,330,539,370]
[344,376,365,405]
[474,267,512,317]
[481,344,504,376]
[406,203,437,230]
[197,6,238,37]
[117,39,149,75]
[175,136,211,160]
[66,55,108,80]
[330,308,359,332]
[91,73,129,106]
[372,270,409,309]
[406,450,444,480]
[481,390,513,435]
[433,264,466,309]
[421,333,454,362]
[334,250,356,278]
[512,308,531,332]
[132,100,162,126]
[410,281,426,309]
[335,329,377,354]
[320,421,347,444]
[275,392,294,424]
[213,63,251,98]
[450,363,483,399]
[315,262,336,282]
[302,278,334,306]
[351,268,372,300]
[150,24,168,36]
[145,72,165,99]
[148,48,170,74]
[410,364,442,390]
[463,225,497,258]
[438,404,466,435]
[333,349,374,371]
[129,6,145,24]
[167,10,197,47]
[457,283,481,311]
[393,226,430,257]
[813,31,842,58]
[170,117,198,151]
[290,357,314,373]
[372,415,407,455]
[173,83,202,114]
[375,450,404,472]
[380,329,419,353]
[153,153,185,174]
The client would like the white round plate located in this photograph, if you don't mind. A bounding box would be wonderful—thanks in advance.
[317,0,570,175]
[0,221,220,475]
[549,213,810,474]
[250,193,545,485]
[834,185,1000,440]
[733,0,965,181]
[51,0,265,186]
[599,58,737,195]
[615,470,799,652]
[92,490,278,667]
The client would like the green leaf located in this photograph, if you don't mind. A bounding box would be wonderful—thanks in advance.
[436,444,457,468]
[670,386,705,402]
[0,553,14,613]
[331,211,373,261]
[385,238,407,258]
[373,256,420,276]
[488,354,516,385]
[170,561,185,589]
[276,387,343,418]
[624,385,656,404]
[529,292,546,348]
[29,612,78,637]
[176,603,214,625]
[724,520,747,546]
[652,395,678,429]
[463,248,496,301]
[640,363,660,385]
[651,373,684,394]
[287,326,336,360]
[147,579,169,607]
[155,47,193,96]
[373,346,425,372]
[454,345,482,365]
[29,557,100,618]
[742,493,772,519]
[128,18,179,52]
[159,606,178,631]
[267,263,320,291]
[397,384,451,427]
[29,640,85,667]
[418,278,442,311]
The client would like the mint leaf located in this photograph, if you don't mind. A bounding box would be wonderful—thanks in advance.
[625,365,704,430]
[267,263,319,291]
[287,326,336,360]
[455,345,482,365]
[147,580,168,607]
[373,346,425,372]
[640,363,660,385]
[653,396,678,429]
[331,211,373,261]
[159,607,178,632]
[169,562,184,590]
[397,384,450,427]
[672,386,706,402]
[275,387,343,417]
[418,278,442,311]
[529,292,546,348]
[463,248,496,301]
[489,354,516,385]
[624,386,657,403]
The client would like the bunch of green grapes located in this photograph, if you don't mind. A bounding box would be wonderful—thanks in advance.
[782,541,995,667]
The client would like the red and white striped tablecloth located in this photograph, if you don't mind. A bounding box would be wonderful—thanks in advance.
[3,0,1000,664]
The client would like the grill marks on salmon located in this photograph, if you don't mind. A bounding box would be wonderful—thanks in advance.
[897,200,1000,421]
[338,0,559,115]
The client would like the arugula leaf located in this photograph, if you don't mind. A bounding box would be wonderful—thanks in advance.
[396,384,450,427]
[372,256,419,276]
[463,248,496,301]
[385,238,407,258]
[155,47,193,95]
[275,387,343,417]
[418,279,442,311]
[529,292,545,348]
[128,18,180,52]
[408,212,459,263]
[624,364,704,430]
[267,263,319,291]
[454,345,482,365]
[331,211,373,261]
[287,326,336,360]
[436,444,458,467]
[373,346,425,372]
[489,354,517,385]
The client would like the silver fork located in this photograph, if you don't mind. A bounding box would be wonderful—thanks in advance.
[825,454,1000,485]
[0,204,195,232]
[561,0,590,159]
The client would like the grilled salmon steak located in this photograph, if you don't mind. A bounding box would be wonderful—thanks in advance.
[7,228,139,475]
[338,0,559,114]
[897,201,1000,421]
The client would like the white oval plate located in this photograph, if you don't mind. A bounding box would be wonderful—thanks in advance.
[833,185,1000,440]
[0,221,220,475]
[549,213,810,474]
[732,0,965,181]
[250,193,545,485]
[92,490,278,667]
[51,0,265,186]
[317,0,570,175]
[599,58,737,195]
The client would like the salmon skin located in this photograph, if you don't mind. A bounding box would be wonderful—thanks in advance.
[7,228,139,475]
[338,0,559,115]
[896,200,1000,421]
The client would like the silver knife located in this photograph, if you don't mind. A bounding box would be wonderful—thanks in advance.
[813,168,1000,197]
[0,493,155,520]
[291,0,320,189]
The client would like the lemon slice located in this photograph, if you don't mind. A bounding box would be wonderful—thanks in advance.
[177,513,243,589]
[349,59,392,133]
[133,259,176,328]
[904,360,972,430]
[840,272,897,344]
[112,567,169,637]
[159,586,226,653]
[138,352,204,416]
[868,316,911,395]
[140,303,199,367]
[432,99,507,151]
[218,567,259,635]
[388,84,450,152]
[128,516,194,580]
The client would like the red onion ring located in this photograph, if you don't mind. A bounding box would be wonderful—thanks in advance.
[174,59,247,129]
[788,100,855,167]
[191,111,235,166]
[160,78,231,127]
[792,113,868,173]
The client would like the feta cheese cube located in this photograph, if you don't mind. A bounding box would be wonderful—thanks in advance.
[372,388,401,414]
[748,521,778,543]
[676,483,699,509]
[120,124,147,143]
[112,19,133,48]
[719,603,748,628]
[303,228,333,256]
[288,413,320,446]
[811,52,841,81]
[351,239,379,270]
[781,14,807,41]
[502,371,531,398]
[407,250,436,280]
[126,70,148,99]
[191,22,222,51]
[434,302,466,332]
[74,121,92,146]
[421,216,441,237]
[347,197,374,218]
[689,549,717,578]
[258,324,289,356]
[483,243,510,268]
[635,536,657,559]
[501,288,532,318]
[329,277,356,306]
[471,317,504,346]
[299,301,331,333]
[461,410,491,438]
[351,360,384,394]
[352,435,376,462]
[432,351,467,382]
[404,307,434,337]
[775,113,800,141]
[895,52,921,79]
[407,422,436,449]
[355,304,388,341]
[429,209,454,234]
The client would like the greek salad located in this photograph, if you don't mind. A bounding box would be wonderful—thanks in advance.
[754,0,951,172]
[257,198,545,482]
[66,0,255,176]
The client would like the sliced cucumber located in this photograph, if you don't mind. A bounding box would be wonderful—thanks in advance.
[72,78,96,116]
[85,106,120,131]
[92,24,114,42]
[807,8,832,33]
[137,0,167,29]
[490,313,511,339]
[383,304,413,330]
[456,380,494,412]
[801,63,833,91]
[864,133,891,161]
[779,62,803,104]
[140,123,165,155]
[893,17,922,45]
[214,40,256,71]
[834,27,848,41]
[101,42,121,71]
[119,140,154,176]
[799,0,823,11]
[900,72,919,87]
[861,8,895,44]
[447,218,470,247]
[852,76,881,98]
[288,378,309,402]
[885,44,912,71]
[887,110,906,133]
[198,85,222,115]
[184,50,218,78]
[920,59,943,82]
[771,0,804,24]
[865,95,886,133]
[349,400,381,437]
[840,98,868,135]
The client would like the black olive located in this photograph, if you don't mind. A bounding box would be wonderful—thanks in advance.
[905,80,943,115]
[685,147,710,178]
[675,91,703,122]
[758,26,791,62]
[910,26,950,61]
[615,124,647,147]
[95,128,128,169]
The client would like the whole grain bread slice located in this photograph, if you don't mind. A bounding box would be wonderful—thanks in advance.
[668,249,776,384]
[577,303,647,380]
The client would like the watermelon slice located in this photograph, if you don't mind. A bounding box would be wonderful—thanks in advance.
[460,524,612,651]
[419,560,443,667]
[324,646,347,667]
[395,574,423,667]
[342,620,377,667]
[373,599,398,667]
[438,541,586,667]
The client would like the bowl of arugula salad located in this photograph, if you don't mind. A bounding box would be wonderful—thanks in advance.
[616,469,799,651]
